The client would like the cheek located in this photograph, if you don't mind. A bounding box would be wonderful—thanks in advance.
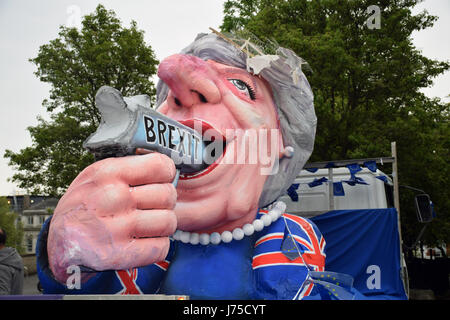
[225,166,268,219]
[254,89,279,129]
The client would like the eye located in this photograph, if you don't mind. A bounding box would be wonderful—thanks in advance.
[228,79,256,100]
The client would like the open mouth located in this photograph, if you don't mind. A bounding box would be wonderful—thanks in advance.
[178,119,228,180]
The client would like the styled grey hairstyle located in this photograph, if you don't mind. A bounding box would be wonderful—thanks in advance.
[156,33,317,208]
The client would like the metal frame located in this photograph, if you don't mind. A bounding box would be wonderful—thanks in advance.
[303,142,399,213]
[303,141,409,298]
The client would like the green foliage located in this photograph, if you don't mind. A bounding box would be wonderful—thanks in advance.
[0,197,24,254]
[221,0,450,247]
[4,5,159,196]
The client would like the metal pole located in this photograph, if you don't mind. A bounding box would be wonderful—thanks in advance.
[392,142,401,215]
[392,141,403,245]
[328,168,334,210]
[392,141,408,297]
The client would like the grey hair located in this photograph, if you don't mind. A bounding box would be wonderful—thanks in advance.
[156,33,317,208]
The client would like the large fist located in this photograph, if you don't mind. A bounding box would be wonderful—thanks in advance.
[47,152,177,283]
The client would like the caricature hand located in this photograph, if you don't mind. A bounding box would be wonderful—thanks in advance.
[47,152,177,283]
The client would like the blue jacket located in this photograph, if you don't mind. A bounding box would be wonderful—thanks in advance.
[37,210,358,299]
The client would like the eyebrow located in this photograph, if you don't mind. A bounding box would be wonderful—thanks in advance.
[220,67,258,92]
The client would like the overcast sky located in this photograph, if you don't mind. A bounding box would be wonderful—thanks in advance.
[0,0,448,196]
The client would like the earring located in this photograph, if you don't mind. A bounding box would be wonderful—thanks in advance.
[283,146,294,158]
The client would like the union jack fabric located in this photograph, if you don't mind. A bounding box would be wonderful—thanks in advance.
[253,212,326,271]
[251,211,326,299]
[116,268,143,295]
[36,212,329,299]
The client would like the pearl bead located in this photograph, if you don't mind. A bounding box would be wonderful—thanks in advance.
[210,232,221,245]
[180,231,191,243]
[221,231,233,243]
[232,228,245,241]
[253,219,264,232]
[261,214,272,227]
[190,233,200,245]
[242,223,254,236]
[269,210,280,222]
[277,201,286,212]
[173,230,182,241]
[199,233,210,245]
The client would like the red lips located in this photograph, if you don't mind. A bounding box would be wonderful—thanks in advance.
[178,119,227,180]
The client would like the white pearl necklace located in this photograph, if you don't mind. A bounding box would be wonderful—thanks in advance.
[172,201,286,246]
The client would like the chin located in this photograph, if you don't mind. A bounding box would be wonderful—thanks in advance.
[174,164,266,234]
[173,193,229,232]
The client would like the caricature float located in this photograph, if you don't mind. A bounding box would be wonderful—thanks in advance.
[37,31,362,299]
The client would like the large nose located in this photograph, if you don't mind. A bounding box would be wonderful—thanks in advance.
[157,54,221,108]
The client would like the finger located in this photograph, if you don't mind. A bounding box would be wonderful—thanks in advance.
[106,209,177,239]
[132,209,177,239]
[96,152,176,186]
[126,153,176,186]
[130,183,177,210]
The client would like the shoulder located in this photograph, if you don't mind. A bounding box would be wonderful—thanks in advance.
[281,213,325,251]
[252,212,326,272]
[250,212,326,299]
[254,212,325,251]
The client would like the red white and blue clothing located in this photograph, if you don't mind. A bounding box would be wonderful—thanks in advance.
[36,209,359,299]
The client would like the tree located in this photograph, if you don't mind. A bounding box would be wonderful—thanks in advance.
[0,197,24,254]
[221,0,449,247]
[4,4,159,196]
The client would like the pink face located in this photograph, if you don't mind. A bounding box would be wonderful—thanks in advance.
[157,54,284,234]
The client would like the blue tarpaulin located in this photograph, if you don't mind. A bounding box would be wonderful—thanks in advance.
[311,208,407,300]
